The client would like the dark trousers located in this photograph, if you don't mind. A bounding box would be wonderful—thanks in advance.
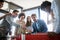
[0,27,9,40]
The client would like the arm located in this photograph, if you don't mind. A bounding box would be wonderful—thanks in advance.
[32,23,37,33]
[40,20,48,32]
[15,24,20,35]
[0,13,11,20]
[50,10,55,19]
[6,15,17,26]
[47,10,55,24]
[0,15,7,20]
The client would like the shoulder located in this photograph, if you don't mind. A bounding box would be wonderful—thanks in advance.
[37,19,44,22]
[37,19,46,25]
[32,22,35,26]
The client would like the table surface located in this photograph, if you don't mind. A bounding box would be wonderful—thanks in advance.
[14,32,60,40]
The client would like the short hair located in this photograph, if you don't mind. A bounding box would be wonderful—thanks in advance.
[0,0,5,2]
[41,1,51,10]
[18,13,25,18]
[13,10,19,13]
[31,14,36,17]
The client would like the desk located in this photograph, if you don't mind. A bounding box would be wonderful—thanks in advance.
[15,33,60,40]
[25,33,48,40]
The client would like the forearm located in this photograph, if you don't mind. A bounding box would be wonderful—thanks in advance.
[42,28,47,32]
[0,15,6,20]
[0,13,11,20]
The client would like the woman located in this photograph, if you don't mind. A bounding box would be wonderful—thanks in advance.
[26,16,33,33]
[16,13,26,34]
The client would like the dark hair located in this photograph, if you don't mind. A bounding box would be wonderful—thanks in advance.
[13,10,19,13]
[31,14,36,17]
[41,1,51,10]
[18,13,25,18]
[26,16,32,27]
[0,0,5,2]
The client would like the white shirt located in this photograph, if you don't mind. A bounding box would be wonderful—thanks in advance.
[26,26,33,32]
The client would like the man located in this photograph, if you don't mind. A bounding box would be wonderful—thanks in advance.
[40,1,58,36]
[40,1,55,32]
[41,1,54,23]
[0,10,19,40]
[31,14,47,33]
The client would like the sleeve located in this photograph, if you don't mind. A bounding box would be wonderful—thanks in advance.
[6,15,12,25]
[32,23,37,33]
[41,20,48,32]
[6,16,19,26]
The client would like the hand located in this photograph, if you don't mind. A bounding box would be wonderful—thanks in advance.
[22,25,26,29]
[6,13,11,16]
[26,30,32,33]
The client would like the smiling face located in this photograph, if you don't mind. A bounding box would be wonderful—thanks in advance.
[20,15,25,20]
[11,10,19,17]
[12,12,18,17]
[31,16,36,21]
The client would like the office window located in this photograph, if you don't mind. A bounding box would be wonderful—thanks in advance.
[24,8,39,22]
[2,2,9,11]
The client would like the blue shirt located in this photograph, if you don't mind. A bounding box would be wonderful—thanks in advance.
[32,19,47,33]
